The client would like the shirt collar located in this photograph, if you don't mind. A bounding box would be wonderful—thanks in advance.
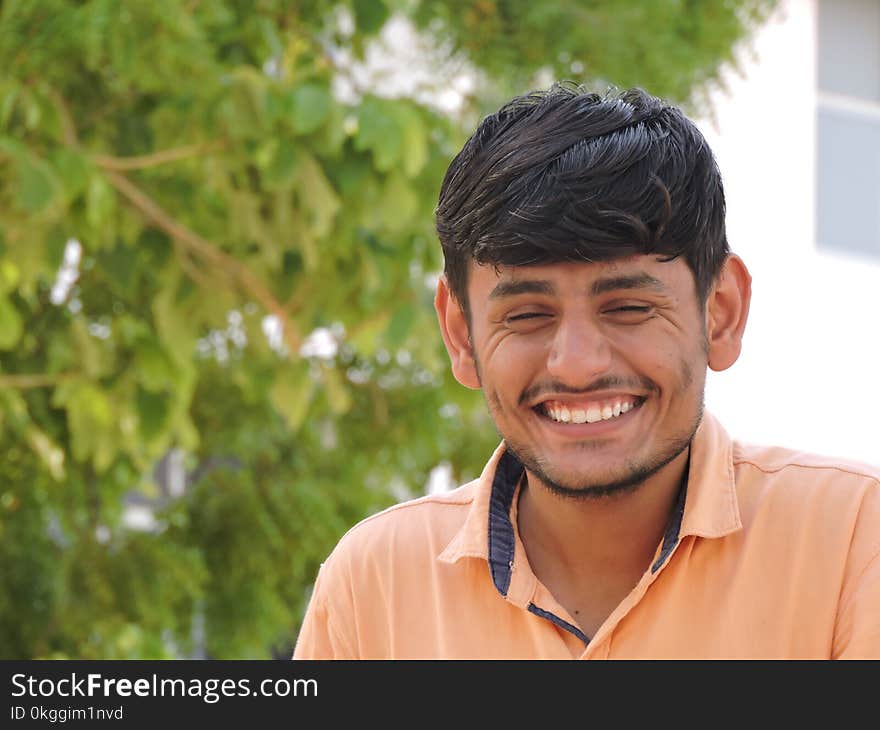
[437,411,742,577]
[678,411,743,539]
[437,441,509,565]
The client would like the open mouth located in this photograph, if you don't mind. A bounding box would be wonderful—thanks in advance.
[533,396,646,425]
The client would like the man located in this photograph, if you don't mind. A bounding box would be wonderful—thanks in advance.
[293,85,880,659]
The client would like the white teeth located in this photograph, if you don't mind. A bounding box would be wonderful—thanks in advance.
[544,399,638,423]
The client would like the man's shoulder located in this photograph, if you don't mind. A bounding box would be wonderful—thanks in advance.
[723,439,880,577]
[730,438,880,522]
[732,439,880,488]
[322,479,481,568]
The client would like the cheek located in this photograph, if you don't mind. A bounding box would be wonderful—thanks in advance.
[479,346,539,410]
[487,389,503,415]
[615,331,700,393]
[678,357,695,390]
[664,344,707,395]
[481,333,546,379]
[656,346,699,391]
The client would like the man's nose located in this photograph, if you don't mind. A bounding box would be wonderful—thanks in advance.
[546,316,612,385]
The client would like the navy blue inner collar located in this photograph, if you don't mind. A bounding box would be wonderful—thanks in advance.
[486,449,691,596]
[487,450,525,597]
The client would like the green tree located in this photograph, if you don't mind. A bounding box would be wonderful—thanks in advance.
[0,0,775,658]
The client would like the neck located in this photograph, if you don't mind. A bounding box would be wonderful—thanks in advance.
[517,446,689,583]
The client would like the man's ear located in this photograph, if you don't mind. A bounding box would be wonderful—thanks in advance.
[706,254,752,372]
[434,276,481,389]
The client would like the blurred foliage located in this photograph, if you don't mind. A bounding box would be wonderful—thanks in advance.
[0,0,775,658]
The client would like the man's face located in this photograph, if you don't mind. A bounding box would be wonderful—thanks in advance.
[462,255,709,498]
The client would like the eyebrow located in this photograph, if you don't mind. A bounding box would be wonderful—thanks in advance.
[488,279,556,300]
[488,272,668,301]
[590,273,667,296]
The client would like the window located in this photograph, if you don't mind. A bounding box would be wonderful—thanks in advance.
[816,0,880,259]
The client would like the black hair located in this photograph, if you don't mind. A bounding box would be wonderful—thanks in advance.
[435,83,728,312]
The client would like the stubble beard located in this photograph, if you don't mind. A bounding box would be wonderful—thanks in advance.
[501,399,703,501]
[477,355,706,502]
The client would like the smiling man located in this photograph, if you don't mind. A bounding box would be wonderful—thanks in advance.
[294,85,880,659]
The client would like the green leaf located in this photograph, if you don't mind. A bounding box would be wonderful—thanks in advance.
[14,154,58,213]
[295,154,340,237]
[136,387,170,442]
[387,301,416,347]
[45,227,69,271]
[399,107,427,178]
[355,97,402,172]
[263,137,300,188]
[310,101,348,157]
[375,172,419,231]
[269,363,315,431]
[152,275,197,371]
[50,148,91,201]
[71,318,114,379]
[290,83,332,135]
[25,427,65,481]
[348,309,392,356]
[322,365,353,415]
[101,241,138,295]
[0,85,19,129]
[135,341,175,392]
[0,260,20,295]
[172,412,200,453]
[0,296,23,350]
[53,380,115,467]
[353,0,389,34]
[86,174,116,232]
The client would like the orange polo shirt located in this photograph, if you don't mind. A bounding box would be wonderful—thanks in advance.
[293,412,880,659]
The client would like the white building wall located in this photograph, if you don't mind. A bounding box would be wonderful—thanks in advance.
[701,0,880,466]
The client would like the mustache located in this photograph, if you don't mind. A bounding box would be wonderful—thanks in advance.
[518,375,657,406]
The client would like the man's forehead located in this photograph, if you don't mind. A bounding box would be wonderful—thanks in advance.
[469,255,677,284]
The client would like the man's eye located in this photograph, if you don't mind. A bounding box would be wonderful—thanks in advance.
[609,306,652,313]
[507,312,548,322]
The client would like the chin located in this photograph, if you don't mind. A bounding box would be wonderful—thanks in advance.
[507,436,691,502]
[537,465,653,501]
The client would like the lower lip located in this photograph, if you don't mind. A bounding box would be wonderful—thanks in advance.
[533,401,643,437]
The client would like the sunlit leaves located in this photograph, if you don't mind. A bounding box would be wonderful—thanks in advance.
[289,83,333,135]
[134,340,176,393]
[0,139,62,214]
[410,0,777,109]
[320,364,353,416]
[25,426,66,481]
[0,296,22,350]
[52,380,116,472]
[353,0,390,35]
[353,98,398,166]
[294,153,341,239]
[85,174,115,234]
[269,361,315,432]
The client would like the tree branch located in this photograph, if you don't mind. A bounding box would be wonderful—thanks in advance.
[48,89,302,355]
[102,169,302,353]
[92,141,227,171]
[0,373,74,389]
